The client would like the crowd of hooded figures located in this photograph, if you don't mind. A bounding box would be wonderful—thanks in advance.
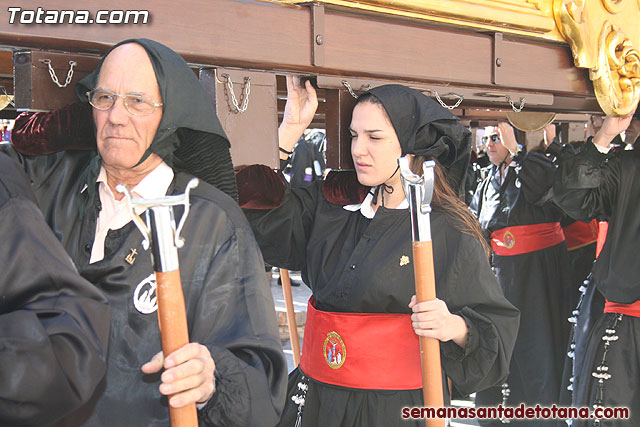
[1,36,638,427]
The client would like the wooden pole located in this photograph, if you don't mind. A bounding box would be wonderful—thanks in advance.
[412,241,445,427]
[280,268,301,367]
[155,270,198,427]
[118,179,199,427]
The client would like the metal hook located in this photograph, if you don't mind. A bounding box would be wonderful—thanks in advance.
[212,67,225,84]
[117,183,152,250]
[117,178,199,250]
[399,158,435,242]
[174,178,199,248]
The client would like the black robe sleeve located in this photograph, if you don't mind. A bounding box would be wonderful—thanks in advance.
[243,177,321,271]
[435,230,520,396]
[0,154,110,426]
[186,219,287,427]
[553,140,620,222]
[512,151,557,206]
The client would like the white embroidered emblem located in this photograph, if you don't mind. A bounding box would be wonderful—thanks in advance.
[400,255,410,266]
[133,273,158,314]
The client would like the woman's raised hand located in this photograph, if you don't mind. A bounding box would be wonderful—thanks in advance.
[279,75,319,154]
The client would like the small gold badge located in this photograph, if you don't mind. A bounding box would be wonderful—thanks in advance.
[125,248,138,265]
[400,255,410,266]
[324,331,346,369]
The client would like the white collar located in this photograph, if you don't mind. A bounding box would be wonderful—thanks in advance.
[343,187,409,219]
[96,161,174,200]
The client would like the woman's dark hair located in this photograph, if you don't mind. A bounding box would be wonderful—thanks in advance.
[411,156,489,254]
[355,91,381,108]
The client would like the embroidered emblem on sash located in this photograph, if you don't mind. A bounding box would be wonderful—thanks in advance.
[133,273,157,314]
[503,231,516,249]
[324,331,346,369]
[400,255,410,266]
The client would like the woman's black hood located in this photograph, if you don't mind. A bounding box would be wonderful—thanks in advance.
[361,84,472,197]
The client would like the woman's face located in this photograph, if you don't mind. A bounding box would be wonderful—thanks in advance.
[349,101,403,188]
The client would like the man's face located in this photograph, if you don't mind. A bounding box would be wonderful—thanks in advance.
[484,127,510,166]
[93,43,163,172]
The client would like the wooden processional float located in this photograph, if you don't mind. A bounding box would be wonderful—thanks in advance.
[0,0,639,169]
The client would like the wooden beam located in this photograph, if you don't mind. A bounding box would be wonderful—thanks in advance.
[0,51,13,78]
[325,89,355,169]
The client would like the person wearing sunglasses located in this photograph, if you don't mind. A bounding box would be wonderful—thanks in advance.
[3,39,286,426]
[470,122,571,426]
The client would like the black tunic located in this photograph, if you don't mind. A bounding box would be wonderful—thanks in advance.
[554,141,640,426]
[5,148,286,427]
[0,152,110,426]
[470,152,571,426]
[557,221,600,420]
[244,170,519,427]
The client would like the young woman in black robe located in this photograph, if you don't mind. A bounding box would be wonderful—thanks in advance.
[237,78,520,426]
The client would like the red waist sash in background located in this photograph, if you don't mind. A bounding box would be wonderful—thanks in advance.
[604,300,640,317]
[595,221,609,258]
[299,298,423,390]
[491,222,565,256]
[563,219,599,251]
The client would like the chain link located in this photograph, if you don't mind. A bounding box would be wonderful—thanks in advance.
[341,80,374,98]
[507,95,526,113]
[341,80,358,99]
[223,74,251,114]
[433,91,464,110]
[41,59,77,88]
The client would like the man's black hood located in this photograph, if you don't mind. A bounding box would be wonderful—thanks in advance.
[75,38,238,201]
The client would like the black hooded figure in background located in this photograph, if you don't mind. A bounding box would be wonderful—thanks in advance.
[4,39,286,426]
[237,78,519,427]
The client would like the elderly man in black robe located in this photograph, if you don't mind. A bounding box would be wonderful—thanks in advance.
[4,39,286,426]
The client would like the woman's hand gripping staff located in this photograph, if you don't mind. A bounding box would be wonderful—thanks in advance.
[399,157,447,427]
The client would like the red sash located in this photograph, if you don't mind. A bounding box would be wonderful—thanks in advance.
[604,300,640,317]
[299,298,423,390]
[562,219,598,251]
[490,222,565,256]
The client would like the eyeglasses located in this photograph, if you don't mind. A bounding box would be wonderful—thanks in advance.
[87,89,163,116]
[481,134,500,144]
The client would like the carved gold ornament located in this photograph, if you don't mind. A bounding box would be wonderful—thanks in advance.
[554,0,640,116]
